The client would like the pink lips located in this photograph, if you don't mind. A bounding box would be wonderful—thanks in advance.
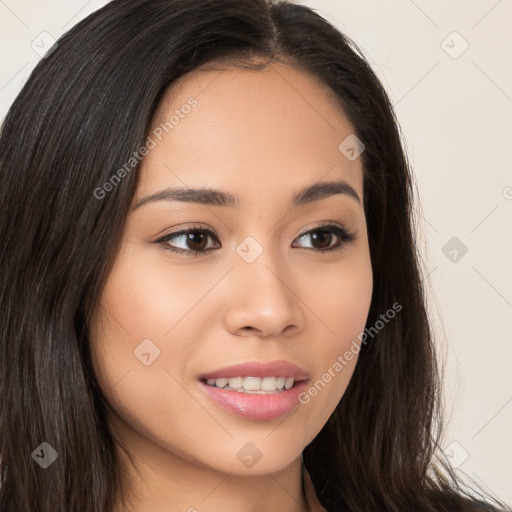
[197,360,309,421]
[198,359,309,381]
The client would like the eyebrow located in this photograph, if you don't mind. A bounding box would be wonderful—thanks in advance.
[131,179,361,211]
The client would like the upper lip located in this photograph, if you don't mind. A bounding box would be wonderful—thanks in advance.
[198,360,309,381]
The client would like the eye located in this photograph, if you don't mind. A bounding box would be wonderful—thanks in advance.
[154,225,220,257]
[153,222,357,257]
[292,222,357,253]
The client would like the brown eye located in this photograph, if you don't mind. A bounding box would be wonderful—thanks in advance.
[292,223,356,253]
[309,229,335,250]
[179,231,209,251]
[155,227,221,256]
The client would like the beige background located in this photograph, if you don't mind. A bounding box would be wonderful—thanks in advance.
[1,0,510,505]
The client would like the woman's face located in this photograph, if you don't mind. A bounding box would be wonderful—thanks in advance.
[90,61,372,477]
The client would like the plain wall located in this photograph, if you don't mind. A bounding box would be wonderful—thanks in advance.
[0,0,510,504]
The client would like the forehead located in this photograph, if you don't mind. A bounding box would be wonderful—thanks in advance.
[136,61,363,207]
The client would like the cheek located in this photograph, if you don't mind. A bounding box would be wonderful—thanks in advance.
[307,249,373,350]
[88,249,192,391]
[94,240,229,342]
[88,269,217,468]
[297,252,372,416]
[95,246,180,335]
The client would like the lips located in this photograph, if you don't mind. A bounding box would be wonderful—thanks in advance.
[197,359,309,381]
[197,360,310,420]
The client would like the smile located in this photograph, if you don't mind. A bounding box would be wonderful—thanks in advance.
[204,376,297,393]
[197,360,309,420]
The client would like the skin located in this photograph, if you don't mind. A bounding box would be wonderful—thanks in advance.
[90,60,373,512]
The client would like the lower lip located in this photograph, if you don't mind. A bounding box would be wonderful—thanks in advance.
[197,380,308,420]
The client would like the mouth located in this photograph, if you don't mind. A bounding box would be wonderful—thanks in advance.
[200,375,304,394]
[197,360,309,420]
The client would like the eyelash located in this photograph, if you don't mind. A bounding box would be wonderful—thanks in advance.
[153,222,357,257]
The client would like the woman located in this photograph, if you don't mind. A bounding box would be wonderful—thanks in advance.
[0,0,508,511]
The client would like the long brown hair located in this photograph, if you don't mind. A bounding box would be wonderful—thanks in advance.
[0,1,509,510]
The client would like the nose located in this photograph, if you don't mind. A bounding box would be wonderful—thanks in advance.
[222,248,306,339]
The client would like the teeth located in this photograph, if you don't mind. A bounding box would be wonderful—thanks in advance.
[206,376,297,393]
[260,377,277,391]
[215,378,228,388]
[228,377,243,389]
[243,376,261,390]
